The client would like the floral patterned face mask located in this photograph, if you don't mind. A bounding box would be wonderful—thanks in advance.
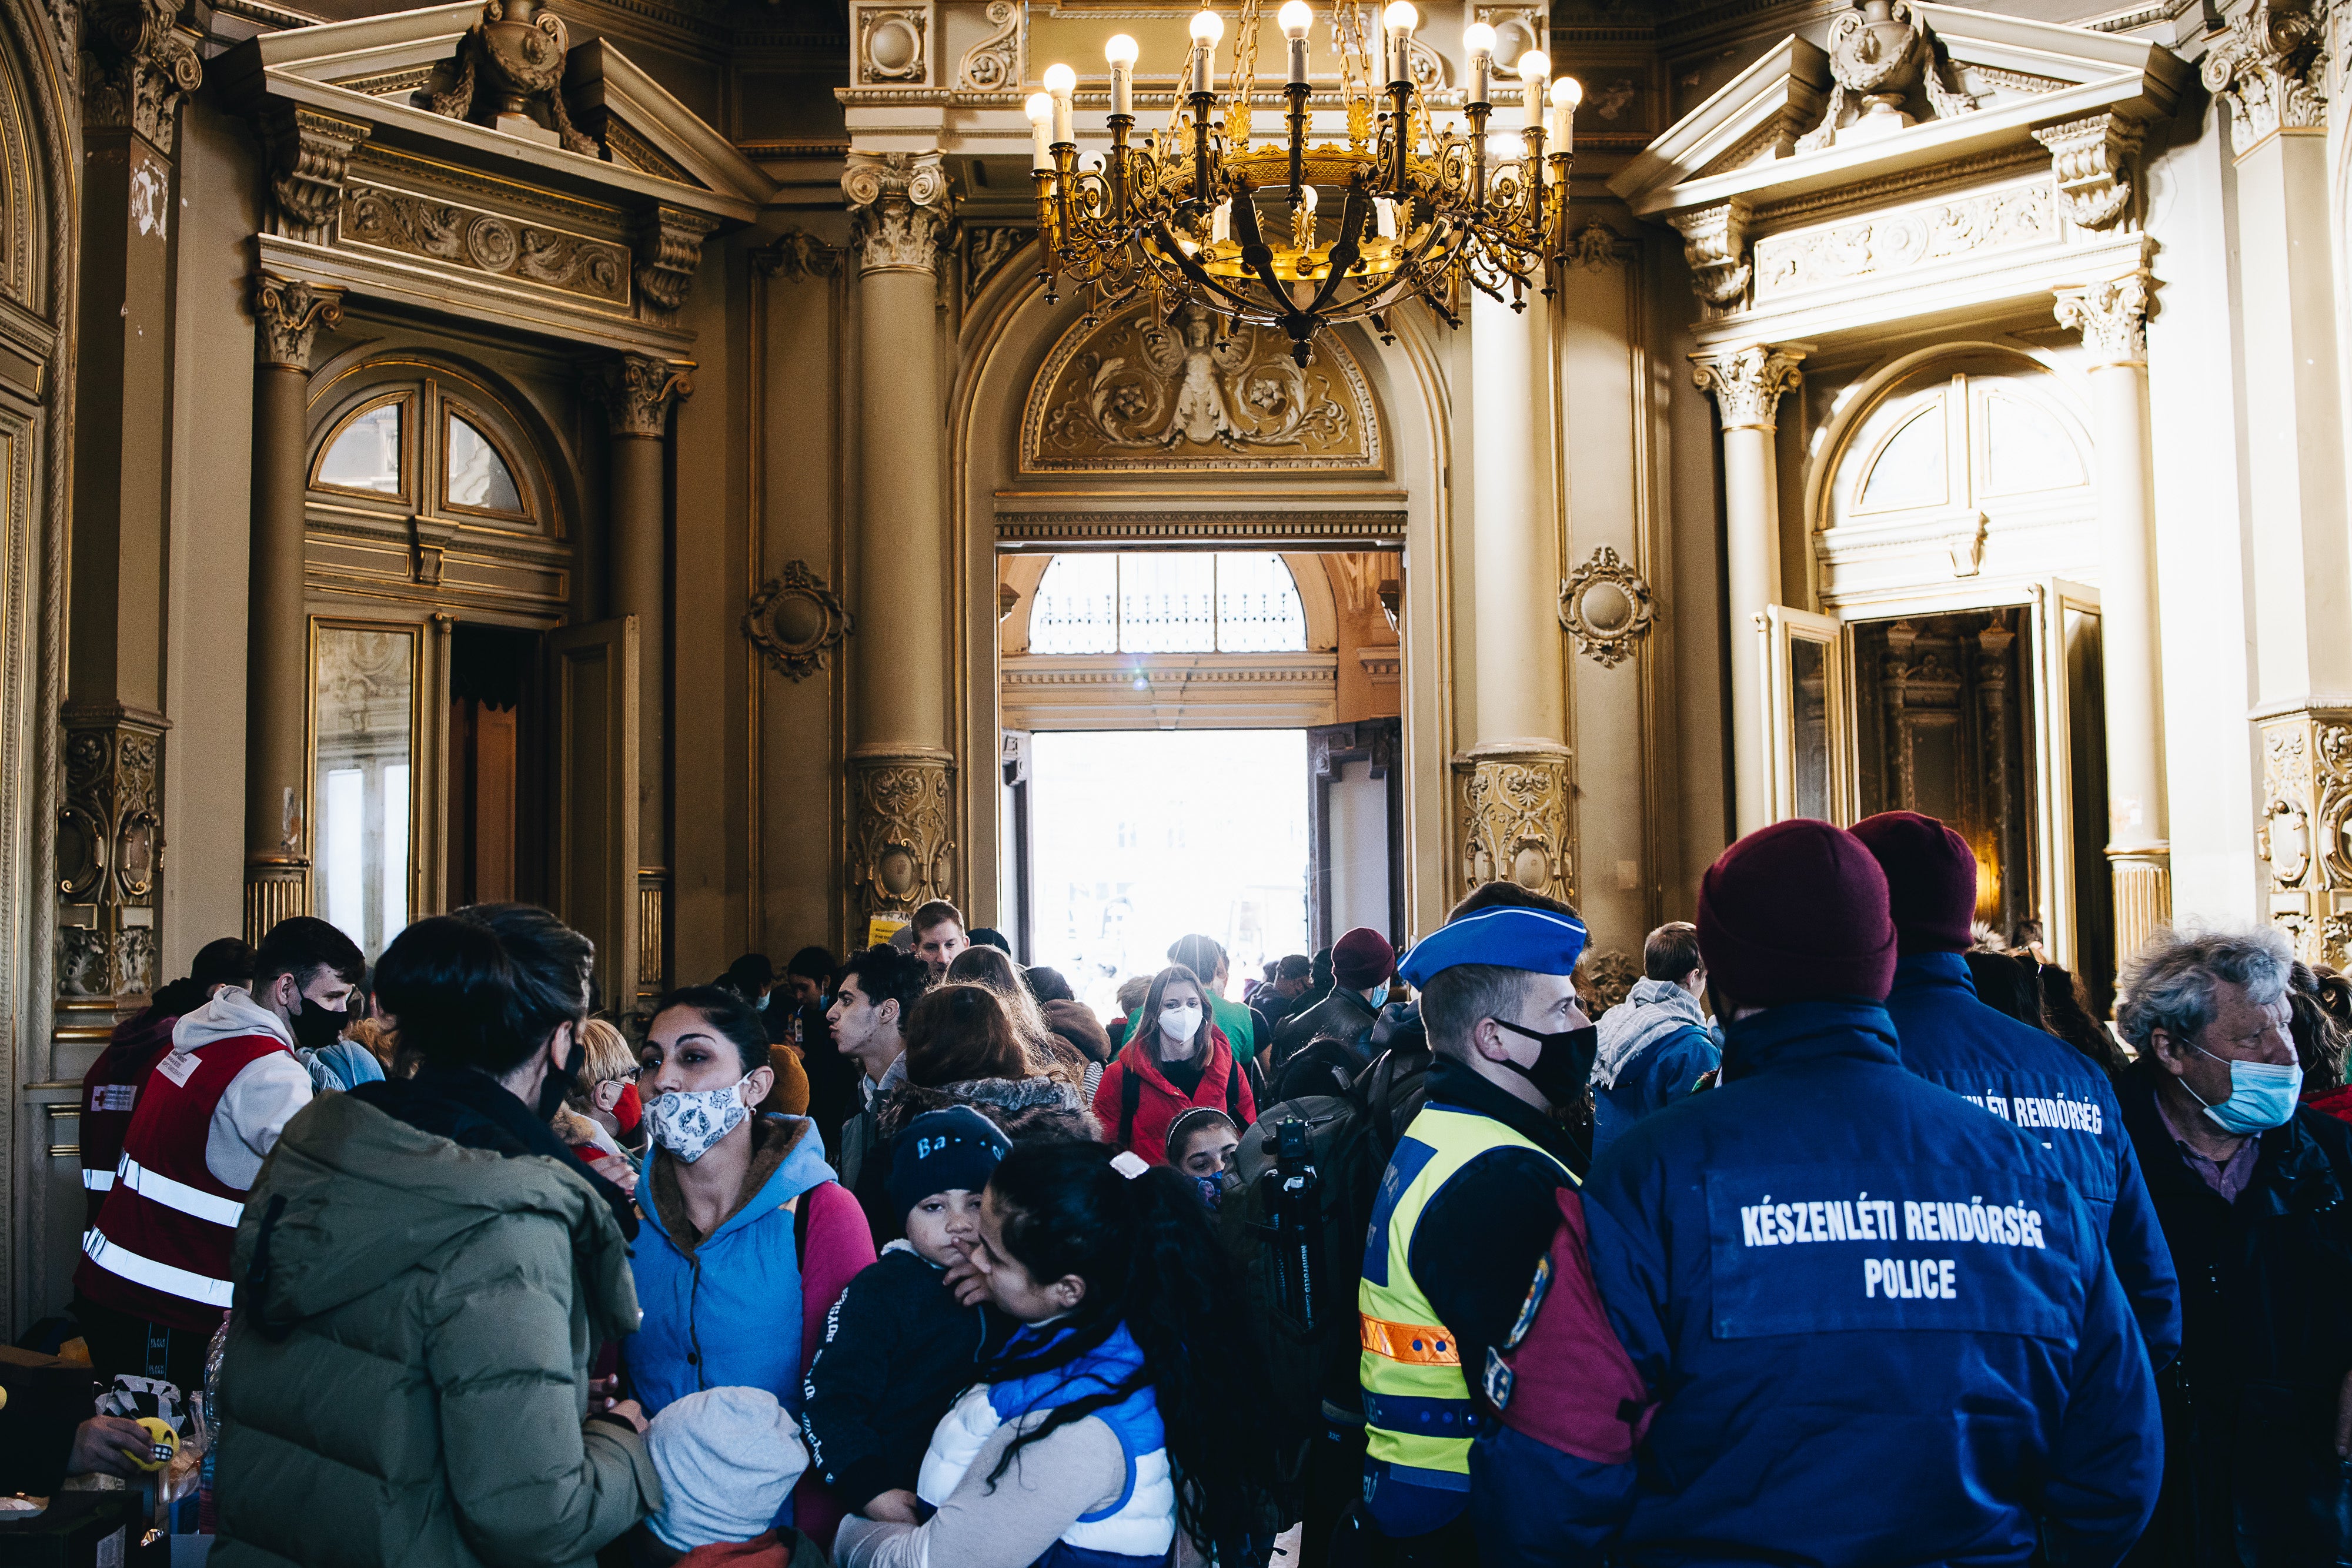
[645,1075,754,1164]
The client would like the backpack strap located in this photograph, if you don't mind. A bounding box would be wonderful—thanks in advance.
[1225,1051,1242,1118]
[1118,1055,1143,1149]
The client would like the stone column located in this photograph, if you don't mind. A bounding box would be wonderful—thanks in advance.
[56,0,201,1015]
[2053,273,2170,969]
[2206,3,2343,963]
[589,355,691,1004]
[843,152,957,931]
[1691,344,1805,837]
[244,275,344,941]
[1456,281,1573,902]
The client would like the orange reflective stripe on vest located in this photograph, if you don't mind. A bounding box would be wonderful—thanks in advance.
[1359,1313,1461,1366]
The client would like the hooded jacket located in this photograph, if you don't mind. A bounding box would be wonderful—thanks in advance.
[1565,998,2161,1567]
[166,984,316,1189]
[210,1078,658,1568]
[1588,980,1719,1164]
[1886,951,2183,1370]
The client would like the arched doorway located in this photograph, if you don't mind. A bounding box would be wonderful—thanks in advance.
[1778,347,2114,996]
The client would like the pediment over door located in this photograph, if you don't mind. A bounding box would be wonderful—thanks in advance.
[218,1,776,355]
[1606,4,2191,348]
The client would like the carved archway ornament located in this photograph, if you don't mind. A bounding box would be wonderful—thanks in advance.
[1021,297,1382,473]
[1558,545,1656,668]
[744,560,853,682]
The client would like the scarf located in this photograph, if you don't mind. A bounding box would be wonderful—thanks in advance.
[1590,978,1713,1091]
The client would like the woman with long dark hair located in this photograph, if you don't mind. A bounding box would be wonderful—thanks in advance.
[833,1141,1278,1567]
[1092,965,1257,1162]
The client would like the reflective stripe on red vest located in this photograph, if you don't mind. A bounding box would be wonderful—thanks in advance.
[74,1033,288,1330]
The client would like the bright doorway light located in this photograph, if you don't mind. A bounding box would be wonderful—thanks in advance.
[1028,728,1309,1021]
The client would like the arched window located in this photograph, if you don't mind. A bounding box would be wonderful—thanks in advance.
[1030,551,1307,654]
[309,367,547,534]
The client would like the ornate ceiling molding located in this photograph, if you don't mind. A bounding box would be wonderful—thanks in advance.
[744,560,853,682]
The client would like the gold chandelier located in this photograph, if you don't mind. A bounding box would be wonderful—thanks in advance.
[1023,0,1581,365]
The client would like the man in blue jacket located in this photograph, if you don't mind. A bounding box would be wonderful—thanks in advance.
[1484,819,2163,1566]
[1853,810,2181,1370]
[1588,922,1719,1161]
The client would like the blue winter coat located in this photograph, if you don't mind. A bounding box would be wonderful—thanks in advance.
[1886,951,2182,1370]
[1591,1025,1718,1165]
[629,1114,838,1530]
[1554,999,2161,1567]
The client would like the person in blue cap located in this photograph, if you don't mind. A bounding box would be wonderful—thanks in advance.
[1486,818,2161,1567]
[1337,886,1598,1567]
[1852,810,2181,1372]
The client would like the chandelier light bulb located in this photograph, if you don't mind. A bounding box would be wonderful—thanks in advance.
[1043,62,1077,95]
[1382,1,1418,34]
[1489,130,1525,161]
[1279,1,1313,39]
[1551,75,1580,107]
[1078,149,1106,173]
[1299,183,1319,212]
[1025,92,1054,170]
[1024,91,1054,125]
[1461,21,1495,57]
[1104,32,1139,66]
[1190,9,1225,45]
[1515,48,1548,80]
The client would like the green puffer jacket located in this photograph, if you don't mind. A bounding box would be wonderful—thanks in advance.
[210,1090,661,1567]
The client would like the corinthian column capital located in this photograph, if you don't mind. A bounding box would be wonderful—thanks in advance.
[252,273,345,370]
[2054,271,2153,367]
[1690,344,1806,432]
[81,0,202,152]
[2201,0,2326,151]
[589,353,696,438]
[842,151,954,276]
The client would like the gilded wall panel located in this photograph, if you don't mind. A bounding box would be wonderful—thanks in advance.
[1752,178,2057,304]
[1020,298,1382,474]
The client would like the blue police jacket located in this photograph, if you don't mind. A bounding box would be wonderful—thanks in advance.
[1575,998,2161,1567]
[1887,951,2181,1370]
[1591,1024,1718,1165]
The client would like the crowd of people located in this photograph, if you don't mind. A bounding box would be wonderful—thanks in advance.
[14,813,2352,1566]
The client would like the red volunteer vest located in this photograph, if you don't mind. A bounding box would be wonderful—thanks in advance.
[78,1011,181,1201]
[75,1034,289,1332]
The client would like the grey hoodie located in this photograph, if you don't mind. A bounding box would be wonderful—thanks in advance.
[168,985,312,1189]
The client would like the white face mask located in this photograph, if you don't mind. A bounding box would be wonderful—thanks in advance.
[1160,1001,1204,1044]
[645,1074,754,1164]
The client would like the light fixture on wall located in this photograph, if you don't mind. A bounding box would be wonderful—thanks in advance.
[1024,0,1580,365]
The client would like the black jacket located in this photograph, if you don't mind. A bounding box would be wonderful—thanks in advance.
[2119,1058,2352,1566]
[799,1244,1006,1511]
[1271,987,1379,1069]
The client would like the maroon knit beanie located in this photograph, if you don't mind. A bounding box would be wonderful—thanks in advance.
[1696,820,1897,1005]
[1332,927,1396,989]
[1850,810,1977,956]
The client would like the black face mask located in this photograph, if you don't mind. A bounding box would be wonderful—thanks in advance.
[287,994,348,1054]
[1492,1018,1600,1108]
[535,1028,582,1122]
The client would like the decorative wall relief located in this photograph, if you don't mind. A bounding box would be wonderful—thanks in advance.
[635,205,720,312]
[744,560,854,682]
[2260,706,2352,965]
[962,225,1029,304]
[850,750,955,921]
[81,0,202,152]
[420,0,600,156]
[57,703,166,999]
[342,185,632,304]
[1752,179,2053,300]
[1578,950,1639,1012]
[2201,1,2325,149]
[1558,546,1655,669]
[1669,200,1750,317]
[851,0,930,86]
[261,108,370,246]
[956,0,1020,90]
[2032,113,2145,230]
[1023,299,1380,473]
[754,229,842,283]
[1457,744,1573,904]
[1796,0,1976,153]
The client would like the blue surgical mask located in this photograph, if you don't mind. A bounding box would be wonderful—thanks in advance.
[2186,1044,2303,1135]
[1368,983,1390,1008]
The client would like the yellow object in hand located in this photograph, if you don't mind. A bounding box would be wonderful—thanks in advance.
[119,1417,177,1473]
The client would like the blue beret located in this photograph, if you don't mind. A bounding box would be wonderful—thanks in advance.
[1398,905,1589,988]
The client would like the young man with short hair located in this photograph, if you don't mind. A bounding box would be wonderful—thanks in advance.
[909,902,968,984]
[1588,921,1720,1162]
[828,946,931,1242]
[75,915,363,1393]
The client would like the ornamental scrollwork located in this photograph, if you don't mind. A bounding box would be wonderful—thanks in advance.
[843,151,953,275]
[744,561,854,683]
[1668,200,1749,316]
[262,109,370,246]
[1459,747,1573,904]
[2031,113,2145,231]
[956,0,1020,89]
[81,0,201,152]
[343,186,630,303]
[1690,344,1805,433]
[1579,949,1639,1013]
[421,0,601,156]
[1558,545,1656,669]
[754,229,842,284]
[2053,272,2151,366]
[2201,1,2326,150]
[587,353,693,438]
[252,273,345,370]
[1795,0,1975,153]
[851,753,956,919]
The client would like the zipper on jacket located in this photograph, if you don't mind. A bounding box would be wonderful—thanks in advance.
[688,1255,708,1391]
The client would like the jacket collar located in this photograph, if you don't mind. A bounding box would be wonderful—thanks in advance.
[350,1065,637,1238]
[1425,1055,1586,1171]
[1121,1028,1231,1096]
[1719,998,1902,1082]
[2120,1058,2346,1216]
[1889,950,1979,998]
[642,1113,821,1252]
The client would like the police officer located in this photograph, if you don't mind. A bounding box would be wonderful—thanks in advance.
[1853,810,2182,1368]
[1344,893,1595,1565]
[1495,820,2160,1564]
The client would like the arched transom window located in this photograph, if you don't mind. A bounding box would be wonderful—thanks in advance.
[310,367,546,533]
[1030,552,1307,654]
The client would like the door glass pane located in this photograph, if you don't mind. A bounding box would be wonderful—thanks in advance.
[446,415,522,512]
[315,627,415,962]
[317,403,404,494]
[1856,400,1946,511]
[1790,636,1830,821]
[1214,553,1308,651]
[1030,556,1118,654]
[1120,554,1216,653]
[1980,393,2084,496]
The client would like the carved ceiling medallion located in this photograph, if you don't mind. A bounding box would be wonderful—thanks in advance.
[1022,299,1381,474]
[1558,545,1656,668]
[744,560,854,681]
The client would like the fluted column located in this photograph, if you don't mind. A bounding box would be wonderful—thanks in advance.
[843,152,956,930]
[1456,282,1573,901]
[589,355,690,1004]
[1692,345,1805,836]
[244,275,344,940]
[2053,273,2169,969]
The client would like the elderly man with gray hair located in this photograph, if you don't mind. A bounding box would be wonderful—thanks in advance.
[2116,924,2352,1567]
